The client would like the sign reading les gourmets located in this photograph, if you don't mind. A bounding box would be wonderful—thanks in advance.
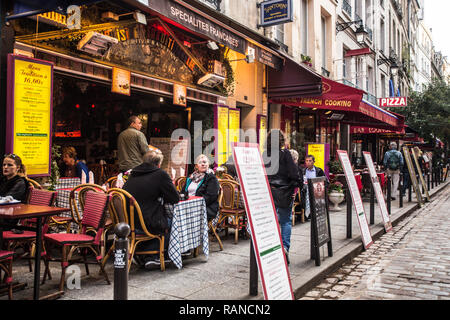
[6,54,53,177]
[260,0,293,27]
[147,0,246,54]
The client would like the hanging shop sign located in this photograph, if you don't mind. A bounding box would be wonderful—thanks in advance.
[363,152,392,232]
[6,54,53,177]
[307,176,333,266]
[258,0,293,28]
[232,142,293,300]
[248,44,283,70]
[147,0,247,54]
[379,97,408,108]
[111,67,131,96]
[402,147,423,207]
[215,105,229,166]
[337,150,373,249]
[173,83,187,106]
[305,143,330,177]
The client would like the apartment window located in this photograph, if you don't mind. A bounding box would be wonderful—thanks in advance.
[321,16,327,70]
[343,49,347,79]
[380,19,385,53]
[367,66,373,94]
[275,24,284,44]
[301,0,308,54]
[381,74,386,98]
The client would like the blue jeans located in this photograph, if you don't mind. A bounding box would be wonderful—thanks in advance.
[276,205,293,252]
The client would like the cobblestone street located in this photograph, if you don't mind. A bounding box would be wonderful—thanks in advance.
[301,184,450,300]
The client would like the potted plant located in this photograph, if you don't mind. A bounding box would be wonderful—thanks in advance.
[328,181,345,211]
[301,54,313,67]
[328,160,343,174]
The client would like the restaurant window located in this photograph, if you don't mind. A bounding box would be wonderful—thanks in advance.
[380,19,386,53]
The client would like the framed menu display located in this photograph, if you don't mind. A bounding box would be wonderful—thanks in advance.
[412,147,430,202]
[337,150,373,249]
[6,54,54,176]
[402,147,423,207]
[111,67,131,96]
[308,177,333,266]
[232,142,293,300]
[363,152,392,232]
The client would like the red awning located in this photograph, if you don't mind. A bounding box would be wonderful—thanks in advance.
[268,55,322,99]
[271,77,405,130]
[344,47,373,57]
[351,126,405,135]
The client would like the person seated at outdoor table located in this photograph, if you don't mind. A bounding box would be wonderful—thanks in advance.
[0,153,28,230]
[180,154,220,222]
[123,150,180,269]
[59,146,90,183]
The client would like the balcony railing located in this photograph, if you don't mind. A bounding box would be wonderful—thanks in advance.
[342,0,352,17]
[322,67,331,77]
[341,79,377,105]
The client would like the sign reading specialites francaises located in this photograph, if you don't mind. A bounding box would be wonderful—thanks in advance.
[6,54,53,177]
[232,142,293,300]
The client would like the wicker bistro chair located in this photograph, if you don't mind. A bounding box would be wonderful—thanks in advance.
[174,176,187,192]
[42,191,111,294]
[292,188,305,226]
[2,188,57,273]
[26,177,43,189]
[217,179,247,245]
[101,188,166,272]
[0,250,14,300]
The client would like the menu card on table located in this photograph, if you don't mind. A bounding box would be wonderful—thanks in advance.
[337,150,373,249]
[363,152,392,232]
[232,142,293,300]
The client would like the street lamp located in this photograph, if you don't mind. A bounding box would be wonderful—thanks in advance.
[355,23,368,44]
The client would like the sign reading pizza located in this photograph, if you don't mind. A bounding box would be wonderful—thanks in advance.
[379,97,408,108]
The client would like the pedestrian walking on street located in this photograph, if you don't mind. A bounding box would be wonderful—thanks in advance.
[264,130,300,264]
[383,142,404,200]
[117,115,150,173]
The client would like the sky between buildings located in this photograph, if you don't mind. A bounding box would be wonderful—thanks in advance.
[424,0,450,59]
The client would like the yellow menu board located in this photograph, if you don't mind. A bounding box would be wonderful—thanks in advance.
[8,56,53,176]
[215,106,229,166]
[228,108,240,159]
[258,115,267,154]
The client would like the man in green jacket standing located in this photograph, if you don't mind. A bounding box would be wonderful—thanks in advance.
[118,115,150,173]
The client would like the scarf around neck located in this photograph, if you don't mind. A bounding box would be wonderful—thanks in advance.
[190,168,213,183]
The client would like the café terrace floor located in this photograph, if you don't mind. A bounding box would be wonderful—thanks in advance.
[2,180,448,300]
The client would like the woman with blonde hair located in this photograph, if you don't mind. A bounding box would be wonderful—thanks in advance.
[180,154,220,221]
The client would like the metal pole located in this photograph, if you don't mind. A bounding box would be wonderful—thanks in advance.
[399,173,403,208]
[427,171,430,192]
[114,223,130,300]
[387,175,391,215]
[249,240,258,296]
[408,177,412,202]
[370,183,375,225]
[346,187,352,239]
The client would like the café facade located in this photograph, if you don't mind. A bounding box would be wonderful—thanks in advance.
[3,0,326,180]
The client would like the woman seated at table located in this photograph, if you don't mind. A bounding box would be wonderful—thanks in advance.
[59,146,90,183]
[123,150,180,269]
[180,154,220,222]
[0,154,28,230]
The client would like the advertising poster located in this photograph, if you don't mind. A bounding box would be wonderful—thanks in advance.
[306,143,330,177]
[6,54,54,176]
[337,150,373,249]
[111,67,131,95]
[257,115,267,154]
[173,83,187,107]
[363,152,392,232]
[215,105,229,166]
[402,147,423,206]
[232,142,293,300]
[228,108,240,157]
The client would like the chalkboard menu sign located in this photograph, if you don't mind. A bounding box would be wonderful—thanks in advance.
[308,176,332,266]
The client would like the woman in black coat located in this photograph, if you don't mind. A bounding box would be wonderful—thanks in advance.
[180,154,220,221]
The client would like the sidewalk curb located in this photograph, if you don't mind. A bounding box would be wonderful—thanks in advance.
[293,180,449,299]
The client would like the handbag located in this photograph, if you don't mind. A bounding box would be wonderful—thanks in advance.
[146,197,169,235]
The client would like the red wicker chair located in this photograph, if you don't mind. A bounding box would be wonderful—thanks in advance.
[42,191,111,294]
[2,188,57,273]
[0,250,14,300]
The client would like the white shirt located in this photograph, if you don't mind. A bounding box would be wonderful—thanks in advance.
[187,181,199,197]
[304,166,317,184]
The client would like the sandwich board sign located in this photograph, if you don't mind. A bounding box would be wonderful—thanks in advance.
[337,150,373,249]
[412,147,430,202]
[232,142,293,300]
[363,152,392,232]
[402,147,423,207]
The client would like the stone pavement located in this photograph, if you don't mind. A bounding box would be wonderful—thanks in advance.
[1,179,448,300]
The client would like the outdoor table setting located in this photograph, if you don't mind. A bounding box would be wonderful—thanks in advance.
[165,196,209,269]
[0,203,69,300]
